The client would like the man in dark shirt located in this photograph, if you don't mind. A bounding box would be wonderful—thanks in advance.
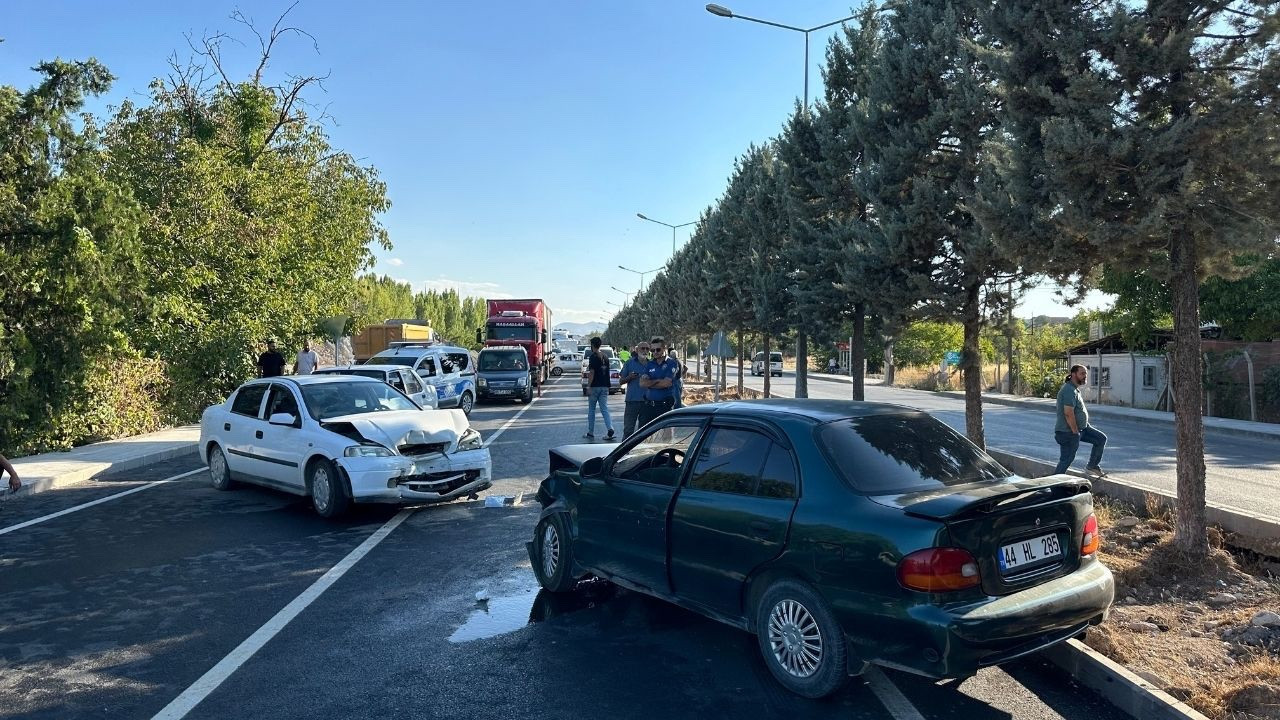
[584,337,616,440]
[257,340,286,378]
[638,337,680,428]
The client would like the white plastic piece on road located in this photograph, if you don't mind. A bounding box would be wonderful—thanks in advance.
[150,508,414,720]
[0,467,207,537]
[484,496,507,508]
[865,667,927,720]
[475,589,490,602]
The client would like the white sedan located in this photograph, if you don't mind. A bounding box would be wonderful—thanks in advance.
[199,375,492,517]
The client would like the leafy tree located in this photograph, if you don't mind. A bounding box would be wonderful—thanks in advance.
[894,322,965,367]
[981,0,1280,554]
[0,59,150,452]
[353,274,415,326]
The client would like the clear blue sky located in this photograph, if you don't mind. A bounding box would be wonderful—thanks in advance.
[3,0,1108,328]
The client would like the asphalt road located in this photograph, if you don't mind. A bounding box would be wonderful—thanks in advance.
[702,363,1280,520]
[1,378,1126,720]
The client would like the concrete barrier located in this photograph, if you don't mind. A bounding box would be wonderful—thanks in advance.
[988,448,1280,553]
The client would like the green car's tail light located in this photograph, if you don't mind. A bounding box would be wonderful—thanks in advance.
[897,548,981,592]
[1081,514,1100,556]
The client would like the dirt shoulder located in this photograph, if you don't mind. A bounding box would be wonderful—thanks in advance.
[1090,498,1280,719]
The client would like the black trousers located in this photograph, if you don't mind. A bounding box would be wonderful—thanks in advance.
[636,397,674,430]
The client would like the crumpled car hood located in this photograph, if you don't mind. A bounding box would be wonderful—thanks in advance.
[322,409,470,453]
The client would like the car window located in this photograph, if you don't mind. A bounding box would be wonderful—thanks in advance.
[325,369,389,381]
[446,352,470,373]
[818,414,1011,494]
[688,428,771,495]
[230,385,268,418]
[479,351,527,371]
[369,354,417,367]
[612,423,703,487]
[770,353,783,362]
[404,371,423,395]
[300,380,420,420]
[417,356,437,377]
[758,443,798,499]
[266,384,301,421]
[388,371,406,390]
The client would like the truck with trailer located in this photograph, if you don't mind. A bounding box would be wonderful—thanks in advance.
[476,299,553,385]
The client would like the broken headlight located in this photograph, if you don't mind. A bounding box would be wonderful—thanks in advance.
[457,428,483,451]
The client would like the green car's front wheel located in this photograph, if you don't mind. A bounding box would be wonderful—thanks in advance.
[531,513,575,592]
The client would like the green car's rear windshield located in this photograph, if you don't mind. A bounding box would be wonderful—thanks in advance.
[817,414,1011,494]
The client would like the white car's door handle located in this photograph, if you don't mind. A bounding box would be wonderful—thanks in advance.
[224,422,231,432]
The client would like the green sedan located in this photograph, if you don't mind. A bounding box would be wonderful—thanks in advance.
[527,399,1114,698]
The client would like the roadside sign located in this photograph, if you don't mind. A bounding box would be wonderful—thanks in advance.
[944,351,962,365]
[707,330,735,358]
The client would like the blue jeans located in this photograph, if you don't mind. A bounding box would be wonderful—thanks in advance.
[587,386,614,435]
[1054,426,1107,474]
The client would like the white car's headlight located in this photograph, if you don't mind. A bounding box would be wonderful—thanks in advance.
[344,444,394,457]
[457,428,483,451]
[478,377,488,387]
[517,375,528,387]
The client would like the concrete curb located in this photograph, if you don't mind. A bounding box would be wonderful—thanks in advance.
[1042,639,1210,720]
[987,448,1280,543]
[3,431,201,502]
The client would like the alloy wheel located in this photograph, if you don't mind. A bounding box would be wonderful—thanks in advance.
[541,522,560,579]
[767,599,823,678]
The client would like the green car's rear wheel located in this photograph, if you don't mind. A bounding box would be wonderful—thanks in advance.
[756,579,849,698]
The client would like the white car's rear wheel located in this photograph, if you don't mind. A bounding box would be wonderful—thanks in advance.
[552,367,563,376]
[209,444,235,490]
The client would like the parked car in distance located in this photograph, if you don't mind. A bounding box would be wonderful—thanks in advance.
[366,342,478,415]
[580,357,622,396]
[752,351,784,377]
[551,351,583,377]
[200,376,491,517]
[527,399,1113,698]
[313,364,438,409]
[477,346,534,403]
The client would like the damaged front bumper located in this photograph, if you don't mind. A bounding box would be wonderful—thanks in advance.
[337,448,493,504]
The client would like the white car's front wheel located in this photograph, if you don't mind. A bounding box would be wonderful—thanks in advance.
[309,459,350,519]
[208,444,235,491]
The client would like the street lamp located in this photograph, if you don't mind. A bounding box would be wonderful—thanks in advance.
[705,4,857,108]
[618,264,664,292]
[637,213,698,256]
[610,286,634,303]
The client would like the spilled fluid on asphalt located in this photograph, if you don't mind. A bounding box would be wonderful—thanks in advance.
[447,577,616,643]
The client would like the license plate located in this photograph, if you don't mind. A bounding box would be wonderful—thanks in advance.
[491,389,512,395]
[997,532,1062,573]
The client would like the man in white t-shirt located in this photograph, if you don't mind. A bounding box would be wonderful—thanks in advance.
[295,343,319,375]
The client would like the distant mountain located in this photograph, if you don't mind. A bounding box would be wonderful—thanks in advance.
[555,322,607,336]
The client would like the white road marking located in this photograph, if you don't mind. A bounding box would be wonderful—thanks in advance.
[0,467,207,537]
[481,379,558,448]
[150,508,413,720]
[865,667,928,720]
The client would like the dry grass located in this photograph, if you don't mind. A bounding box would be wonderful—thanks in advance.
[1083,506,1280,719]
[681,387,763,406]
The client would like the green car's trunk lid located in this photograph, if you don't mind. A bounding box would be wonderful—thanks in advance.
[872,475,1094,596]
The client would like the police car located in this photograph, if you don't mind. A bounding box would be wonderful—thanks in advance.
[367,342,478,415]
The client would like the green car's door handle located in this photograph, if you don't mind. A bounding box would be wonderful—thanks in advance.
[642,505,660,520]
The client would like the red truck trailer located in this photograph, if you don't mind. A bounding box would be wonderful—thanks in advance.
[477,299,553,384]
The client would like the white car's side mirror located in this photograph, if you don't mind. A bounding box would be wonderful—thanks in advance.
[269,412,298,427]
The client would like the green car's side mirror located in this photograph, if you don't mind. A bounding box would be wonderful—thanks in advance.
[580,457,605,478]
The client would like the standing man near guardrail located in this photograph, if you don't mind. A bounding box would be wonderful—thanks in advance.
[1054,364,1108,477]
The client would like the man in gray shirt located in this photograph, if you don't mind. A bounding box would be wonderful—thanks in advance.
[1054,364,1108,476]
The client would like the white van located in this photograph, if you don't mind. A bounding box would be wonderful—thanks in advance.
[751,351,784,377]
[367,343,479,414]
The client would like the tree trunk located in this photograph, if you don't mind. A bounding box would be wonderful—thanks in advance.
[795,332,809,399]
[884,337,895,386]
[962,283,985,448]
[736,328,744,394]
[851,302,866,401]
[1170,230,1208,556]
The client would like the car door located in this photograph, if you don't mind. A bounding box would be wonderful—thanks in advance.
[448,351,476,401]
[669,424,800,616]
[401,369,432,408]
[256,383,306,488]
[223,384,269,479]
[415,355,445,404]
[576,419,707,594]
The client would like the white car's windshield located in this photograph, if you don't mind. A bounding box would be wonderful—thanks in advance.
[300,380,418,420]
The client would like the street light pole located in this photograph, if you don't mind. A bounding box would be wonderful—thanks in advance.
[637,213,697,256]
[618,264,663,293]
[705,4,857,109]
